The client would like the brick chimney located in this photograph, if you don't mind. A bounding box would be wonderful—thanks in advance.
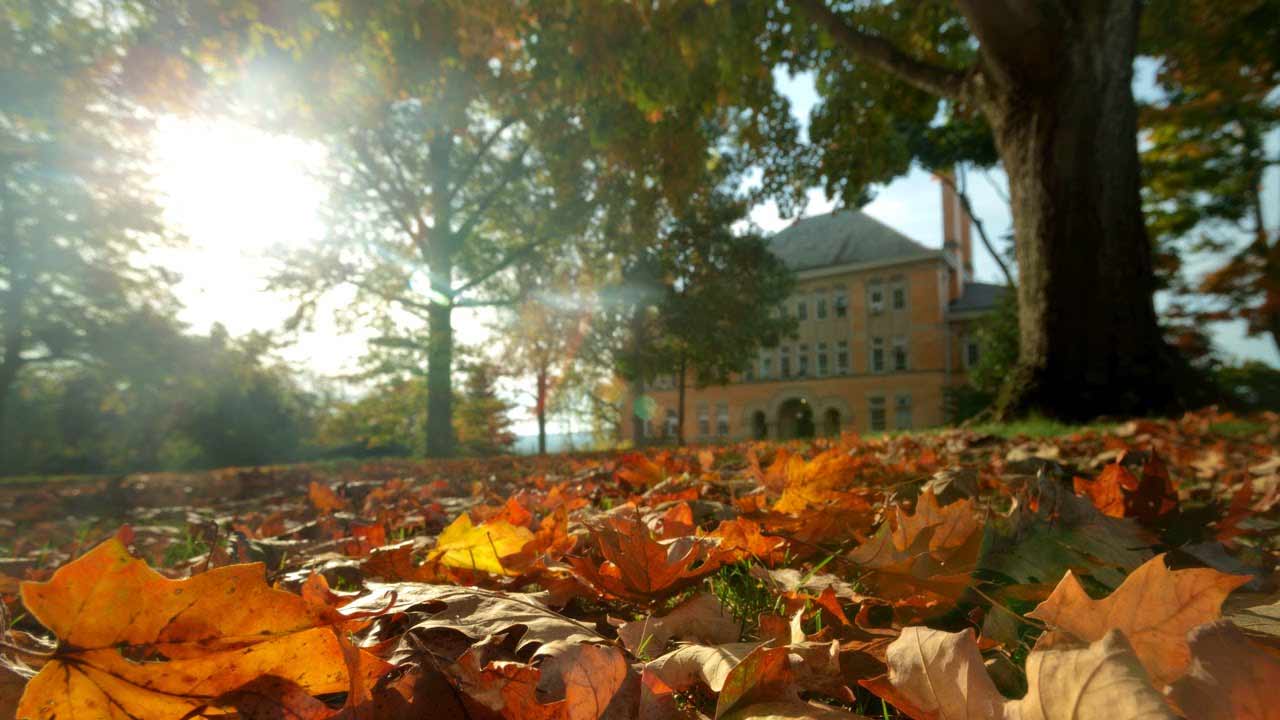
[938,170,973,301]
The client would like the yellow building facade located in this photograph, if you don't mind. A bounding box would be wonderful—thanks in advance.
[625,183,1003,441]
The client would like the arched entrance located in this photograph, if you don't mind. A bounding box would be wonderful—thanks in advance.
[751,411,768,440]
[777,398,815,439]
[823,408,842,436]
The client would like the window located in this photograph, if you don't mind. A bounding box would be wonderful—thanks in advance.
[716,403,729,437]
[895,394,913,429]
[871,337,885,373]
[893,336,908,371]
[834,290,848,318]
[817,298,828,319]
[697,405,710,436]
[868,283,885,314]
[869,397,887,432]
[817,342,828,376]
[892,282,906,310]
[761,353,773,379]
[797,301,808,321]
[965,338,980,368]
[798,344,809,376]
[665,409,678,438]
[837,341,850,374]
[780,346,792,378]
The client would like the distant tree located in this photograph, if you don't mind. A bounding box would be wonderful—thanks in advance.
[314,377,429,458]
[260,3,595,459]
[654,195,795,445]
[498,276,594,456]
[3,319,319,475]
[1140,0,1280,354]
[455,361,516,457]
[0,0,178,465]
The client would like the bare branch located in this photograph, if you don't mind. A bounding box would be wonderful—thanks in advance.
[938,169,1015,289]
[452,234,558,300]
[791,0,968,101]
[453,117,521,193]
[451,144,533,246]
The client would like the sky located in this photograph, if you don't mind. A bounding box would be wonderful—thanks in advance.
[148,67,1280,433]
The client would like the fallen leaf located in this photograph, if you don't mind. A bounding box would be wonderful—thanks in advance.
[16,539,388,719]
[427,513,536,576]
[882,626,1174,720]
[308,481,349,514]
[618,593,740,657]
[349,582,607,660]
[1027,553,1249,685]
[570,511,721,604]
[1169,620,1280,720]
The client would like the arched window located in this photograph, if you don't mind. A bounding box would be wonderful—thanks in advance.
[823,408,841,436]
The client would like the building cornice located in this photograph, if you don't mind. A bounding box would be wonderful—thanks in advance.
[793,250,954,281]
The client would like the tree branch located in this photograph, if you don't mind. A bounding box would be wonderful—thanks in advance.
[451,144,533,246]
[938,169,1016,289]
[453,117,521,194]
[791,0,968,101]
[350,137,427,247]
[452,234,559,300]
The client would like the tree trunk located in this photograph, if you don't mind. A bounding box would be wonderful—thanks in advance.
[629,305,648,447]
[536,366,548,455]
[424,135,457,458]
[978,2,1184,420]
[676,353,687,446]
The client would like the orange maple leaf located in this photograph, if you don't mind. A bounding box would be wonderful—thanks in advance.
[16,539,389,719]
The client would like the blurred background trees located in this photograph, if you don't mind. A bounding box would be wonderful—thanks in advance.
[1,0,1277,475]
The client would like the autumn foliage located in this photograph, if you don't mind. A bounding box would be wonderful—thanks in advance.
[1,408,1277,719]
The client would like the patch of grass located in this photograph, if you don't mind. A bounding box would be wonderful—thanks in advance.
[1208,419,1267,439]
[162,531,210,567]
[965,415,1114,439]
[708,561,780,639]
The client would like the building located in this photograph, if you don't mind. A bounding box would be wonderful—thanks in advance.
[625,180,1005,441]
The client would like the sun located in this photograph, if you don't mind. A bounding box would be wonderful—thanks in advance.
[150,115,328,256]
[146,116,330,335]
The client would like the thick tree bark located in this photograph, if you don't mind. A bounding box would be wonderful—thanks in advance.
[535,366,548,455]
[425,135,457,458]
[629,305,648,447]
[801,0,1187,421]
[974,1,1183,420]
[676,353,687,446]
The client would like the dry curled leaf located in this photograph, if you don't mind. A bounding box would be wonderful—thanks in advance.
[617,592,740,657]
[882,626,1174,720]
[1027,553,1249,685]
[349,582,606,660]
[1168,620,1280,720]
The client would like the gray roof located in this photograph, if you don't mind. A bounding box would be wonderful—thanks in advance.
[767,209,936,272]
[949,281,1007,314]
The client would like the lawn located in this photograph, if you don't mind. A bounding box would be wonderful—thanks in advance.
[0,408,1276,718]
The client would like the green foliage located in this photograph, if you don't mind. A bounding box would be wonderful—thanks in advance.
[946,293,1021,422]
[1212,361,1280,414]
[0,0,180,462]
[656,192,797,390]
[3,323,320,475]
[455,360,516,457]
[315,377,429,458]
[1140,0,1280,350]
[708,561,780,640]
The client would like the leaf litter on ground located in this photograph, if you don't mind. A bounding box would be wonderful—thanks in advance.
[0,408,1277,718]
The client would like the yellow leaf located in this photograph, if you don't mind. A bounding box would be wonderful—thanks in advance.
[427,514,535,576]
